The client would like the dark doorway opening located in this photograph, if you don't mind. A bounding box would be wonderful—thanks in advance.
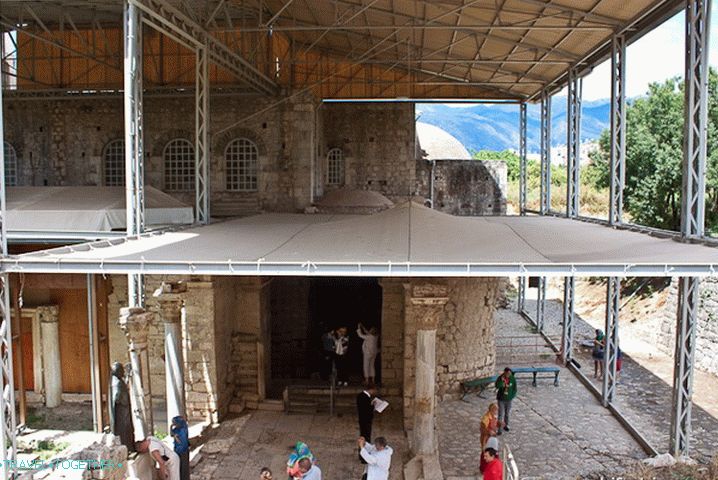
[269,277,382,396]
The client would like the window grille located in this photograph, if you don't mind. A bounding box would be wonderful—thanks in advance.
[225,138,258,191]
[164,139,195,191]
[3,142,17,186]
[327,148,344,185]
[103,139,125,186]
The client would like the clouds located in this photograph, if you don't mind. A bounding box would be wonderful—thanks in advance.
[583,6,718,101]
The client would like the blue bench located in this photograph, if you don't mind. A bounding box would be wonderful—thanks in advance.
[511,366,560,387]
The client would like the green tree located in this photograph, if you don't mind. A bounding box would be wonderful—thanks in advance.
[589,69,718,233]
[472,149,521,181]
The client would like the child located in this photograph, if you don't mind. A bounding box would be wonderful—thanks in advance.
[260,467,273,480]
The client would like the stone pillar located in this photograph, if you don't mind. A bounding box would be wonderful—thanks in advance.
[38,306,61,408]
[410,283,449,456]
[119,307,154,440]
[157,283,187,433]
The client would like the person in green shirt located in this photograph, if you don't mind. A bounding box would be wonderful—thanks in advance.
[495,367,517,434]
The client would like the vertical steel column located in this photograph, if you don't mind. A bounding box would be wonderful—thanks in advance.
[682,0,711,239]
[517,277,526,314]
[602,277,620,406]
[539,91,551,214]
[0,64,17,480]
[670,277,700,456]
[670,0,711,457]
[87,274,103,433]
[536,277,546,332]
[124,0,145,307]
[519,102,527,215]
[566,69,582,218]
[609,35,627,226]
[195,41,210,224]
[561,277,575,364]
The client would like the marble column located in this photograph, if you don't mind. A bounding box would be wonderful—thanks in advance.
[37,306,61,408]
[410,283,449,456]
[157,282,187,433]
[119,306,154,440]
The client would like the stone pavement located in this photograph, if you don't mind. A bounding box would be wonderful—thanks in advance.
[437,307,646,480]
[192,408,409,480]
[525,296,718,464]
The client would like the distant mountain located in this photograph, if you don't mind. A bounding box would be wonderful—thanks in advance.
[415,97,610,154]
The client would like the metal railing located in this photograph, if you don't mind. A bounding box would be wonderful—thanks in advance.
[502,443,520,480]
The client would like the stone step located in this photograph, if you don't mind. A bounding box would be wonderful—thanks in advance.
[256,399,284,412]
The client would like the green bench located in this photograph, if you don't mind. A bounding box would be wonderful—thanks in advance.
[461,366,561,400]
[461,375,498,400]
[511,366,560,387]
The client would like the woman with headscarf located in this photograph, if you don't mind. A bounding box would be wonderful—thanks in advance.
[593,329,605,379]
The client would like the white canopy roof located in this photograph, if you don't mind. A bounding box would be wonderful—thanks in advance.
[6,186,194,235]
[7,202,718,277]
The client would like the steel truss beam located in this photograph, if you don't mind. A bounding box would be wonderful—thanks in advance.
[130,0,277,96]
[124,1,146,308]
[602,277,620,406]
[561,276,575,364]
[566,68,582,218]
[539,91,551,214]
[519,102,528,215]
[670,276,700,456]
[681,0,711,239]
[0,60,17,480]
[195,42,210,224]
[536,276,546,332]
[609,35,626,226]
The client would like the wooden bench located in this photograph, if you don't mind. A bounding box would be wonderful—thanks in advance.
[460,375,498,400]
[511,366,560,387]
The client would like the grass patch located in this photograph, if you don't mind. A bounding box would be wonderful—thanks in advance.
[35,440,70,460]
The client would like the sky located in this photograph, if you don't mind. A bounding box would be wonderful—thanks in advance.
[580,6,718,101]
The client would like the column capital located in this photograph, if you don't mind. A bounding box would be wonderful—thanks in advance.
[119,307,154,349]
[157,297,183,324]
[36,305,60,323]
[409,283,448,331]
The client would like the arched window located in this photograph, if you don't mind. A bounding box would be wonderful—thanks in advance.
[326,148,344,185]
[3,142,18,186]
[225,138,258,191]
[103,139,125,186]
[164,139,195,192]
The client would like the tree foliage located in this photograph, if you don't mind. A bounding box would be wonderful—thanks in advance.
[588,69,718,233]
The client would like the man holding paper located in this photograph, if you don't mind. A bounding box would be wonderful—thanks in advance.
[358,436,393,480]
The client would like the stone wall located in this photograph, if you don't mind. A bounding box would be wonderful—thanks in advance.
[107,275,232,425]
[656,277,718,376]
[321,103,416,201]
[401,277,499,429]
[415,159,508,215]
[3,93,318,214]
[379,279,405,400]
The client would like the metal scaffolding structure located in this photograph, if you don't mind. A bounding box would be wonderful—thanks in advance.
[536,277,546,333]
[602,277,620,406]
[670,0,711,458]
[561,276,576,364]
[0,62,18,480]
[517,276,527,314]
[609,35,627,226]
[670,277,700,456]
[539,91,552,215]
[566,69,582,218]
[519,102,528,216]
[195,42,211,224]
[124,0,146,308]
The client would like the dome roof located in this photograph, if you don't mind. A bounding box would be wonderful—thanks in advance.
[416,122,471,160]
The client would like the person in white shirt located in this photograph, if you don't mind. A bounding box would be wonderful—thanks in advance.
[358,436,393,480]
[135,436,180,480]
[334,327,350,386]
[357,323,379,387]
[297,458,322,480]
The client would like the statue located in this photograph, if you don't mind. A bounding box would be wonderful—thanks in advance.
[109,362,135,452]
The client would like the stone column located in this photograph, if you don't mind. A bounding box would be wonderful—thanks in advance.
[157,282,187,433]
[119,307,154,440]
[410,283,449,456]
[38,306,61,408]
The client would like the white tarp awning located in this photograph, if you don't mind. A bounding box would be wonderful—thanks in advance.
[6,186,194,233]
[6,202,718,277]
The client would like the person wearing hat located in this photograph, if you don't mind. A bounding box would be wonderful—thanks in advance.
[494,368,516,434]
